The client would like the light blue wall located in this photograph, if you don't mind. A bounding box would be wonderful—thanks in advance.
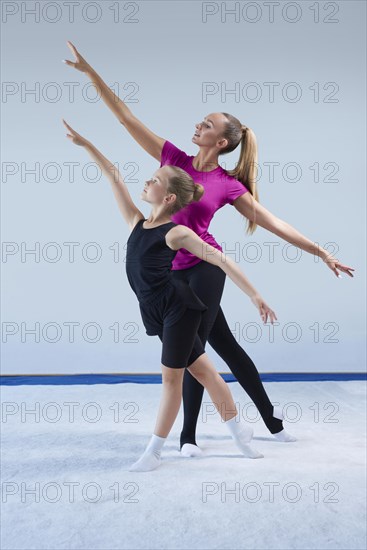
[2,1,365,374]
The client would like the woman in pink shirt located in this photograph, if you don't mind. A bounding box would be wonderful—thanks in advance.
[63,42,355,456]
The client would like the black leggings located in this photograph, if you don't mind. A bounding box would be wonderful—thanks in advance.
[171,261,284,446]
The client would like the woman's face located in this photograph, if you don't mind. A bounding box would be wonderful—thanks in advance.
[140,166,175,208]
[192,112,227,148]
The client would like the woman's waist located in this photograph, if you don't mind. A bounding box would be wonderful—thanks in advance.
[175,234,223,257]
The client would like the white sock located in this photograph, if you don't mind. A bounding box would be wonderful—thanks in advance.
[273,406,284,420]
[225,414,264,459]
[273,406,297,442]
[129,434,166,472]
[273,429,298,442]
[180,443,203,457]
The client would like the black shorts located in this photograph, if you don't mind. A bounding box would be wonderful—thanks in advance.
[156,307,206,369]
[139,279,208,336]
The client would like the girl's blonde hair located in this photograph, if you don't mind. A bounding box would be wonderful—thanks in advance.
[165,165,204,214]
[220,112,259,235]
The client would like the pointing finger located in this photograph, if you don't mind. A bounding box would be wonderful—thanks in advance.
[66,40,78,58]
[62,119,71,129]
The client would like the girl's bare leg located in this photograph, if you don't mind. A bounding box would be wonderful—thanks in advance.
[129,355,262,472]
[153,366,185,437]
[129,366,184,472]
[187,353,263,459]
[187,353,237,421]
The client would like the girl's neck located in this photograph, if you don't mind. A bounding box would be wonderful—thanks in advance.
[145,211,172,225]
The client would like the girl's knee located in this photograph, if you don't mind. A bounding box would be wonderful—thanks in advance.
[161,365,184,384]
[188,358,218,384]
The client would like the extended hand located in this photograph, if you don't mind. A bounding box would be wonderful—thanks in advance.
[322,254,355,278]
[62,119,90,147]
[250,294,278,325]
[63,41,92,74]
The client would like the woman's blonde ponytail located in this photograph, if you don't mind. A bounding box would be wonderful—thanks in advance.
[220,113,259,235]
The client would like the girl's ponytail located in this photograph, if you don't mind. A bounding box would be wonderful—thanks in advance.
[165,166,205,214]
[192,183,205,202]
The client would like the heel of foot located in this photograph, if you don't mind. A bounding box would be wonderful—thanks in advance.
[180,443,203,457]
[242,425,254,443]
[273,429,297,442]
[240,443,264,459]
[129,452,161,472]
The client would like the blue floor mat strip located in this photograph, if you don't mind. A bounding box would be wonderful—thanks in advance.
[0,372,365,386]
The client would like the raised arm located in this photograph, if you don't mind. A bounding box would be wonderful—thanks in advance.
[232,193,355,279]
[166,226,277,324]
[63,41,166,162]
[62,119,144,231]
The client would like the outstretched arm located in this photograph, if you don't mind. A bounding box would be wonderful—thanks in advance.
[232,193,355,279]
[63,41,166,162]
[62,119,144,231]
[167,226,277,325]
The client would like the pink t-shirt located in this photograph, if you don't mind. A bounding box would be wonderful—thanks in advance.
[160,140,249,270]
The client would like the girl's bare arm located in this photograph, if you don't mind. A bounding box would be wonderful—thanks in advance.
[63,119,144,230]
[63,41,166,162]
[167,226,277,324]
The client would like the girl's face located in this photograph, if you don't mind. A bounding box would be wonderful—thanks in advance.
[192,112,227,148]
[141,166,175,209]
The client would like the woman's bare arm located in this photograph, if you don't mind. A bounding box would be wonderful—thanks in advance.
[166,226,277,324]
[63,41,166,162]
[232,193,355,278]
[63,119,144,231]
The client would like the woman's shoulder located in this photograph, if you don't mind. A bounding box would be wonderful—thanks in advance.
[220,169,249,199]
[161,140,190,169]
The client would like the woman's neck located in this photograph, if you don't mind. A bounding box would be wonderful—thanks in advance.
[192,149,219,172]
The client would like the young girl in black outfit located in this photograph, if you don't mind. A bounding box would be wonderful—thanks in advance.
[63,119,278,471]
